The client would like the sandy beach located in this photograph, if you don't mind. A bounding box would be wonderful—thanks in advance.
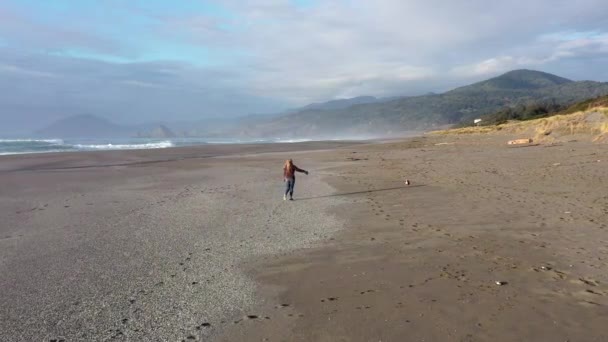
[1,136,608,341]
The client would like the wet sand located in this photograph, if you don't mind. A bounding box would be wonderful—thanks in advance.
[222,135,608,341]
[2,136,608,341]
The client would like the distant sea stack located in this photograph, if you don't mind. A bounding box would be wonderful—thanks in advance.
[136,125,176,138]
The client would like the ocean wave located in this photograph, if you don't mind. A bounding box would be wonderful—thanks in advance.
[73,141,174,150]
[206,139,266,144]
[0,138,64,144]
[0,150,67,156]
[274,138,312,143]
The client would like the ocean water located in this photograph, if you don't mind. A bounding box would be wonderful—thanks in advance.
[0,137,313,156]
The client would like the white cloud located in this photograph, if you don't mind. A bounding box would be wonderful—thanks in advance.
[162,0,608,102]
[0,63,56,78]
[451,57,518,77]
[1,0,608,131]
[451,32,608,78]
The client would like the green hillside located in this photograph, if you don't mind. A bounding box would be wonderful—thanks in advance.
[239,70,608,138]
[449,69,572,93]
[469,93,608,127]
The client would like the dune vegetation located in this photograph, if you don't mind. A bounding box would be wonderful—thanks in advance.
[433,107,608,143]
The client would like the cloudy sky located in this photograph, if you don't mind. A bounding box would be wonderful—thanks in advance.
[1,0,608,133]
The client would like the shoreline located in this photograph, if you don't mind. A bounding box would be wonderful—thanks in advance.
[0,140,363,173]
[0,136,401,158]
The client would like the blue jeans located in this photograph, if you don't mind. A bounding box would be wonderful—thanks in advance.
[285,178,295,197]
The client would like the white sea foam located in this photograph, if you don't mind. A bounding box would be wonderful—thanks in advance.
[73,141,174,150]
[0,138,64,144]
[274,138,312,143]
[0,150,68,156]
[206,139,266,144]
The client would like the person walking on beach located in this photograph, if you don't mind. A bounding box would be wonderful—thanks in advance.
[283,159,309,201]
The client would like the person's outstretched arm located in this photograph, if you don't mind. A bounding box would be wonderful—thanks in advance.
[294,165,309,175]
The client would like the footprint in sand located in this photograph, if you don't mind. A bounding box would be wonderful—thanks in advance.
[232,315,270,325]
[574,277,600,287]
[109,329,124,339]
[359,289,375,295]
[572,287,607,307]
[321,297,339,303]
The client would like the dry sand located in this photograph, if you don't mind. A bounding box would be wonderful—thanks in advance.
[1,136,608,341]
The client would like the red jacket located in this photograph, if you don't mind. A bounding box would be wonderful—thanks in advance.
[284,164,306,179]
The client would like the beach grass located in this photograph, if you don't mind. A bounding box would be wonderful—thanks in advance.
[431,107,608,142]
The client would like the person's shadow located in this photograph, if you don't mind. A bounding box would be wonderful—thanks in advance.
[296,184,426,201]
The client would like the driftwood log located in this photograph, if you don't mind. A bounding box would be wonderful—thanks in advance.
[507,138,533,145]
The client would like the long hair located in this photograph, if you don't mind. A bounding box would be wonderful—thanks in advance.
[284,159,294,173]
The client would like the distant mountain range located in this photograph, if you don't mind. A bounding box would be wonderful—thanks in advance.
[34,69,608,139]
[235,69,608,138]
[296,96,383,111]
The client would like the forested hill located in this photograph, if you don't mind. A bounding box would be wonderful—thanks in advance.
[236,70,608,138]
